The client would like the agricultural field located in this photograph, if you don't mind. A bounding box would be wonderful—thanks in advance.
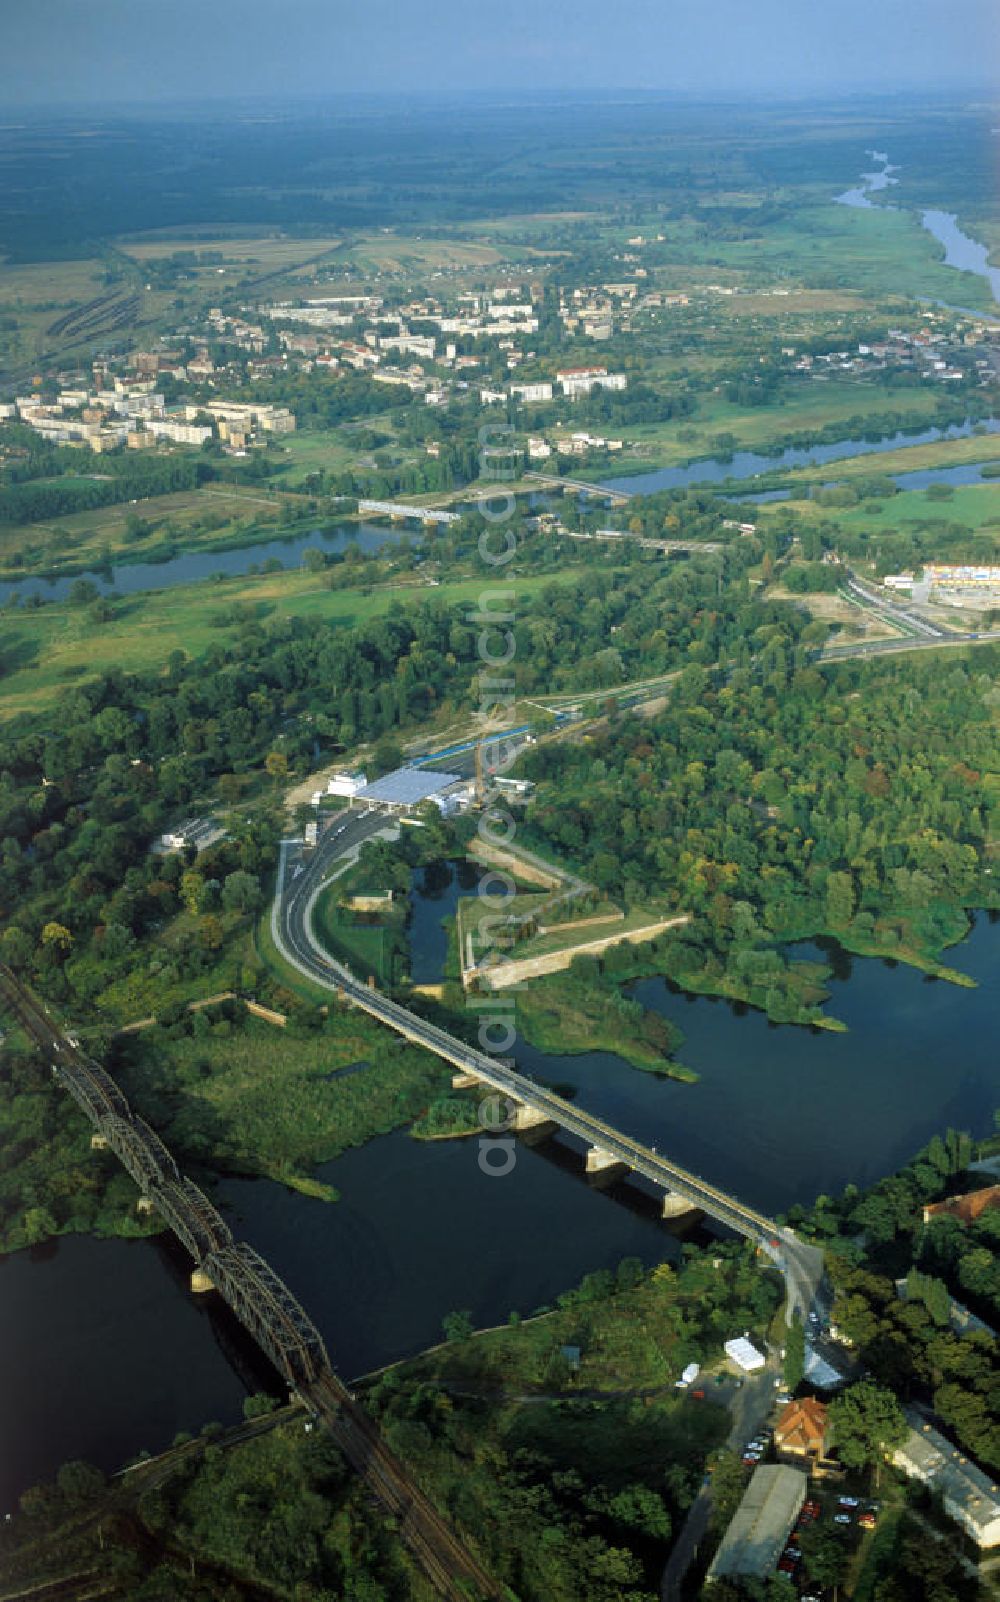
[117,233,343,267]
[335,231,503,276]
[0,255,118,370]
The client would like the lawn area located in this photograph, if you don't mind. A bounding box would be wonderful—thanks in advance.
[312,880,403,988]
[836,481,1000,535]
[275,428,363,485]
[0,564,598,718]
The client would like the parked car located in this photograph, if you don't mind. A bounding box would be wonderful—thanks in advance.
[838,1495,861,1507]
[834,1512,852,1525]
[859,1511,877,1530]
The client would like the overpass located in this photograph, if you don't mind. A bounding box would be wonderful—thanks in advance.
[274,824,824,1322]
[524,470,632,503]
[562,528,724,555]
[0,965,506,1602]
[358,498,460,526]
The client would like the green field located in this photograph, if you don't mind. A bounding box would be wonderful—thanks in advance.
[595,379,947,474]
[0,563,599,717]
[658,199,998,311]
[840,481,1000,533]
[776,480,1000,538]
[778,430,1000,486]
[0,483,310,575]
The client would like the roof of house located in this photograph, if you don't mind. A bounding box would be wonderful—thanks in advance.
[924,1185,1000,1226]
[775,1396,828,1454]
[708,1465,808,1581]
[894,1409,1000,1542]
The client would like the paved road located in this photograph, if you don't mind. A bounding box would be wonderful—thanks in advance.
[274,821,825,1323]
[661,1349,782,1602]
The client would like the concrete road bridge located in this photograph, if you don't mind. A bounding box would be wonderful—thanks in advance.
[523,469,632,503]
[275,823,824,1323]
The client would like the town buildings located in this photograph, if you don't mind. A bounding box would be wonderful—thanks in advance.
[893,1410,1000,1548]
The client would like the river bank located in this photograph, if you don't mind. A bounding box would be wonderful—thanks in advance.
[4,910,1000,1506]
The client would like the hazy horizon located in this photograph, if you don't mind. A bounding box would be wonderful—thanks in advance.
[3,0,999,108]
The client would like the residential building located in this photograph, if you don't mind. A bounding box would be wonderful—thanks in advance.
[509,381,553,403]
[556,365,627,398]
[893,1410,1000,1548]
[923,1185,1000,1226]
[774,1396,829,1466]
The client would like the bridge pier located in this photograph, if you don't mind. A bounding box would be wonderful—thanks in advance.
[136,1195,155,1216]
[512,1102,556,1134]
[660,1190,702,1221]
[585,1146,628,1177]
[190,1268,215,1294]
[90,1132,109,1151]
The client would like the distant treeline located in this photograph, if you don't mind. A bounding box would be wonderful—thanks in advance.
[0,457,210,525]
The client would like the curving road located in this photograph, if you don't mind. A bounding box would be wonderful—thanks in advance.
[273,818,825,1321]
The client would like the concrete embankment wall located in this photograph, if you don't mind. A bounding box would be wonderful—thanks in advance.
[480,915,690,990]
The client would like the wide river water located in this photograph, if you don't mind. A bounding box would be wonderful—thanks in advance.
[4,422,1000,605]
[3,896,1000,1510]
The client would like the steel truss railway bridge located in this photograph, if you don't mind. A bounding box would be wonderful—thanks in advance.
[0,965,507,1602]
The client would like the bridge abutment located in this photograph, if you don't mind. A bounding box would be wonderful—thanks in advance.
[452,1071,481,1090]
[190,1268,215,1294]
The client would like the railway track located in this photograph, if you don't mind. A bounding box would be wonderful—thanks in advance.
[305,1374,507,1601]
[0,967,506,1601]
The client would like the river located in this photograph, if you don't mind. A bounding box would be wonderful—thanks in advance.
[3,902,1000,1510]
[597,418,1000,499]
[838,150,1000,307]
[4,422,999,606]
[0,520,409,607]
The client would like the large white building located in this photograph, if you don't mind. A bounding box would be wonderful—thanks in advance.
[893,1411,1000,1548]
[556,366,628,398]
[509,381,553,403]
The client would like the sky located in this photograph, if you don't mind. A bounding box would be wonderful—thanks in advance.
[2,0,999,107]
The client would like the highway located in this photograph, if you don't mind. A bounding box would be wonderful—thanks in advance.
[274,819,825,1321]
